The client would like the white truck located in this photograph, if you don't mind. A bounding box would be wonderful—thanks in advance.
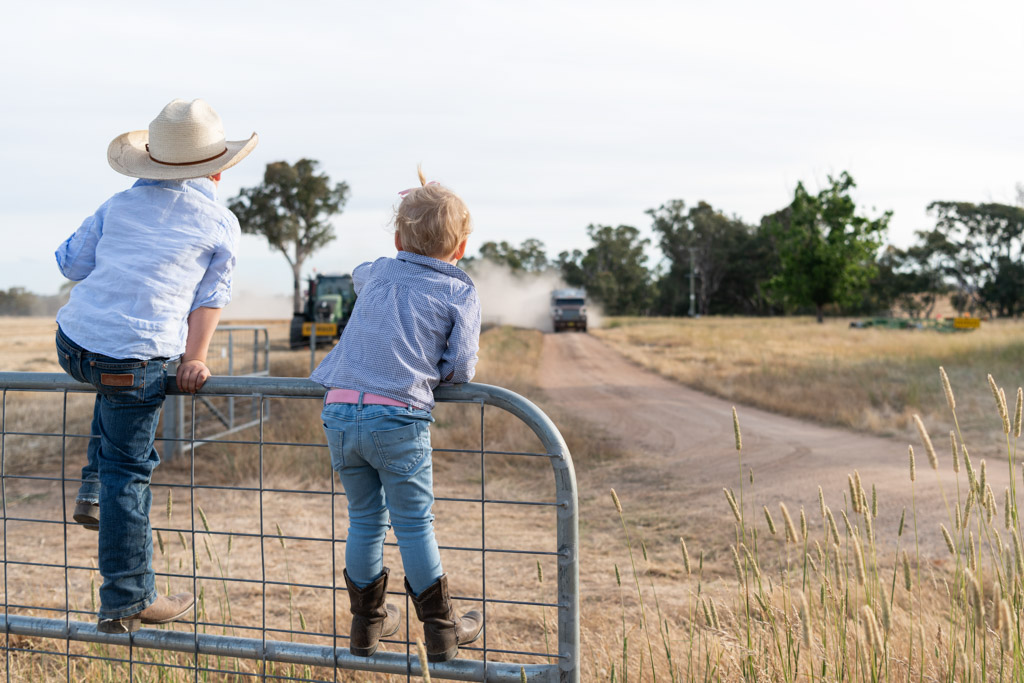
[550,288,588,333]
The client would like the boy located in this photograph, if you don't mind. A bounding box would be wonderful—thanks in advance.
[311,171,484,661]
[54,98,257,633]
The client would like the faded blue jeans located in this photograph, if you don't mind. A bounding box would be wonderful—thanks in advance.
[321,399,443,595]
[56,327,166,620]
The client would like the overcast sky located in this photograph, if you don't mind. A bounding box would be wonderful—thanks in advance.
[2,1,1022,316]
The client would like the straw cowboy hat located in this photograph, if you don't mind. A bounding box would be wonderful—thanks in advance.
[107,99,258,180]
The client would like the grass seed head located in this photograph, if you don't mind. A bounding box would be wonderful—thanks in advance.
[723,488,741,523]
[950,431,959,473]
[1016,387,1023,438]
[798,591,811,647]
[940,366,956,413]
[732,406,741,452]
[1000,600,1014,642]
[965,568,984,623]
[1001,387,1011,434]
[614,564,621,587]
[955,504,962,532]
[879,585,892,631]
[871,484,877,518]
[902,550,912,590]
[198,506,211,533]
[818,486,825,519]
[908,446,916,482]
[680,536,691,574]
[1014,532,1024,577]
[763,506,777,535]
[852,534,866,585]
[941,524,955,555]
[825,507,840,545]
[166,490,173,520]
[840,509,854,538]
[860,605,881,651]
[848,474,860,514]
[730,545,743,582]
[898,507,906,537]
[780,503,797,543]
[800,506,808,541]
[156,530,165,556]
[913,414,938,470]
[1006,487,1013,531]
[610,488,623,514]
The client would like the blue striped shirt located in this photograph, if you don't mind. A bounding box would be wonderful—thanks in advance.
[310,251,481,410]
[55,178,239,359]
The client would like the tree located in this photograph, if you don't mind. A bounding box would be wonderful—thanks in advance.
[763,172,890,322]
[473,238,549,272]
[229,159,350,314]
[557,225,653,315]
[647,200,769,315]
[918,200,1024,317]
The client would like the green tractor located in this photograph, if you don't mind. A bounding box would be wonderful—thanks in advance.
[289,273,357,349]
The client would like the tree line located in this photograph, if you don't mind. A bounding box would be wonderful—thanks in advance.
[466,174,1024,321]
[22,160,1014,321]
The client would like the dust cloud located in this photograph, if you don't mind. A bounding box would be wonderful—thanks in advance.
[222,292,293,321]
[467,261,601,332]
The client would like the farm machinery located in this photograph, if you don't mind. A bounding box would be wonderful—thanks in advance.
[289,273,356,349]
[849,316,981,332]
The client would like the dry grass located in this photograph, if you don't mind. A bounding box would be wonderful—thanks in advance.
[0,319,603,681]
[9,317,1024,680]
[593,316,1024,443]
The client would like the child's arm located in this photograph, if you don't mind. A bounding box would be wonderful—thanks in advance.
[177,306,222,393]
[55,209,105,281]
[438,291,481,384]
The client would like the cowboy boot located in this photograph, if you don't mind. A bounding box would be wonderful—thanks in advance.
[406,574,484,663]
[345,568,401,657]
[97,593,195,633]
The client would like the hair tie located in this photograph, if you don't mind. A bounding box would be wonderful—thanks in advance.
[398,181,438,197]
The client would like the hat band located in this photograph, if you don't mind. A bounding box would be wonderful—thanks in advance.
[146,144,228,167]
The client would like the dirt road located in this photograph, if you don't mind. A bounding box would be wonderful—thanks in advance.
[539,332,1000,556]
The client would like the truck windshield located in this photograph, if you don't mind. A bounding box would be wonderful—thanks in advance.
[555,298,585,306]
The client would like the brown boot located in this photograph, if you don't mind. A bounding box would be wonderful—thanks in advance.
[345,568,401,657]
[97,593,194,634]
[72,500,99,531]
[406,575,483,663]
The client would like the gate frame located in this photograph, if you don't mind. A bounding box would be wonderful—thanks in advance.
[0,372,580,682]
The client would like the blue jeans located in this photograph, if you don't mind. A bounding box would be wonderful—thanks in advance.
[322,399,443,595]
[56,327,166,619]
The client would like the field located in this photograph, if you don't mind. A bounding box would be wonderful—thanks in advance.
[3,316,1024,680]
[593,316,1024,445]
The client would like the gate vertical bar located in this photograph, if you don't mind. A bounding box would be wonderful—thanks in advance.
[2,389,8,683]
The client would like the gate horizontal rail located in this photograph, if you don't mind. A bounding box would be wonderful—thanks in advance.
[0,372,579,682]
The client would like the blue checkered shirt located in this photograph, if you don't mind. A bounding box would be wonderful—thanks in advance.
[310,251,481,410]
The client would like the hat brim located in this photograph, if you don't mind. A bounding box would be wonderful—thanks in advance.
[107,130,259,180]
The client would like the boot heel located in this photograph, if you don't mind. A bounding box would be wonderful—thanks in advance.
[350,643,379,657]
[97,617,141,634]
[427,644,459,663]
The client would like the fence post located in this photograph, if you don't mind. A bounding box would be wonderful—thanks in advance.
[162,394,184,461]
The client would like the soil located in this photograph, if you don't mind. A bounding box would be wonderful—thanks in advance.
[539,332,991,557]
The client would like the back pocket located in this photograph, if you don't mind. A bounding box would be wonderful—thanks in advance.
[371,422,429,475]
[90,361,146,404]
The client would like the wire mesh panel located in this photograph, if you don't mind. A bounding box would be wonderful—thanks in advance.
[163,326,271,461]
[0,373,579,682]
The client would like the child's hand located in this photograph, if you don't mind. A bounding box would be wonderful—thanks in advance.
[177,360,211,393]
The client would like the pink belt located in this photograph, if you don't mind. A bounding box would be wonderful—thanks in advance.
[325,388,418,409]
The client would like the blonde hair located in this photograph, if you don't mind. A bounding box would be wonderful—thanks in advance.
[394,167,472,259]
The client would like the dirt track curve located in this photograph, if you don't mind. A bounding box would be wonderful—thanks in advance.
[538,332,999,556]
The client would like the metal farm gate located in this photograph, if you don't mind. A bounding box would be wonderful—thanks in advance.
[0,373,579,682]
